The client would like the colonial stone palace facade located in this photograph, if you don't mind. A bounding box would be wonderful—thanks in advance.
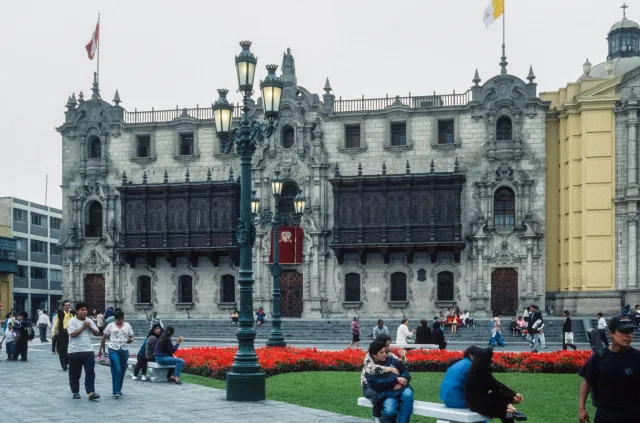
[57,50,548,318]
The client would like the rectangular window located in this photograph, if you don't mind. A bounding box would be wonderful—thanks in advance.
[30,240,47,254]
[13,209,27,223]
[137,135,151,158]
[50,217,62,230]
[16,265,28,278]
[31,212,46,227]
[50,243,62,256]
[50,269,62,282]
[30,266,47,280]
[0,249,15,260]
[345,124,361,148]
[438,120,455,144]
[390,122,406,146]
[179,133,194,156]
[15,237,27,252]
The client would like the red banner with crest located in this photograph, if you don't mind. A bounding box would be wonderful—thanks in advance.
[269,226,303,264]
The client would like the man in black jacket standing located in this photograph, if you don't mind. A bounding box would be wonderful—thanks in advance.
[562,310,577,351]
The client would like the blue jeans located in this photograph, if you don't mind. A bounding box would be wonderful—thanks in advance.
[108,348,129,395]
[382,387,414,423]
[156,355,185,378]
[5,341,15,360]
[68,351,96,394]
[489,331,504,347]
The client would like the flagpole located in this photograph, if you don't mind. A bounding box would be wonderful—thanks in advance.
[500,0,508,75]
[97,12,100,86]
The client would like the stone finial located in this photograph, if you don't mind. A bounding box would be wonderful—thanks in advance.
[228,167,234,182]
[113,90,121,106]
[527,66,536,83]
[583,59,592,77]
[382,162,387,175]
[91,71,100,100]
[606,60,615,76]
[357,162,362,176]
[324,78,332,94]
[454,157,460,172]
[78,91,85,103]
[142,171,147,184]
[121,171,127,185]
[430,159,435,173]
[206,168,212,182]
[406,160,411,174]
[69,92,78,108]
[334,162,340,177]
[185,169,190,182]
[472,68,481,86]
[65,95,73,109]
[499,44,508,76]
[163,170,169,183]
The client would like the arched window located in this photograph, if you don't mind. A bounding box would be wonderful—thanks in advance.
[85,201,103,237]
[345,273,361,302]
[496,116,512,141]
[137,276,151,304]
[221,275,235,303]
[279,182,299,214]
[390,272,407,302]
[281,125,295,149]
[178,275,193,303]
[88,136,101,159]
[494,187,515,229]
[437,271,454,302]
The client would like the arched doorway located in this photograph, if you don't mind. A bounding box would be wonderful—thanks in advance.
[84,274,105,312]
[280,269,303,317]
[491,268,518,315]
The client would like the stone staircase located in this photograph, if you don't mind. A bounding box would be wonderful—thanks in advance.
[126,317,589,344]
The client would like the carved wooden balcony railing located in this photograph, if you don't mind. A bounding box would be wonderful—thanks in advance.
[330,171,466,264]
[116,180,240,267]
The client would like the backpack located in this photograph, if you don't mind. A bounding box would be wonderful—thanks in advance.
[25,324,35,341]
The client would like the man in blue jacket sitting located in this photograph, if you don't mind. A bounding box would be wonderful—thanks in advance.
[365,341,414,423]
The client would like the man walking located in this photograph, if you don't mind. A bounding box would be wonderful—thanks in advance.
[579,315,640,423]
[489,312,505,347]
[52,300,73,370]
[562,310,577,351]
[146,310,164,330]
[596,312,610,348]
[67,301,100,400]
[372,319,389,338]
[37,310,51,343]
[13,312,31,361]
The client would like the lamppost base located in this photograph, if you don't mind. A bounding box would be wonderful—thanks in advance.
[226,372,266,401]
[266,338,287,348]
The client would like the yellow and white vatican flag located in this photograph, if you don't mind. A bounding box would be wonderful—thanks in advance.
[483,0,505,28]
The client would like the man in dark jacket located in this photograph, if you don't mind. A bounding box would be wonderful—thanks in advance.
[13,312,30,361]
[562,310,577,351]
[365,341,414,423]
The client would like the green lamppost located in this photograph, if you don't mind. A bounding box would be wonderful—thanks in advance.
[212,40,283,402]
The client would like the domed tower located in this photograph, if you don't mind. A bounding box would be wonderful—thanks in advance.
[608,6,640,60]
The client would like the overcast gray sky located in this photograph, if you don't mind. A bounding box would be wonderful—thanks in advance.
[0,0,627,208]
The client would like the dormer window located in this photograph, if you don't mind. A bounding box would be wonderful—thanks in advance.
[89,136,101,159]
[496,117,512,141]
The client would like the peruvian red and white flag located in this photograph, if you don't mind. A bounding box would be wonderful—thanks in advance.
[85,20,99,60]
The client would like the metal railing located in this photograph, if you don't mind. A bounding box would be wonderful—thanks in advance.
[124,104,243,124]
[333,91,471,113]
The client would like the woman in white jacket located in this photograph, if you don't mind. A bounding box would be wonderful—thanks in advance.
[396,318,415,344]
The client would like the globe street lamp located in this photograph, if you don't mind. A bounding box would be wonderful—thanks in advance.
[212,40,283,402]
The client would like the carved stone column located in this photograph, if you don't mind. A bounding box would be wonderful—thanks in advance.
[526,240,534,296]
[629,215,638,289]
[629,113,638,187]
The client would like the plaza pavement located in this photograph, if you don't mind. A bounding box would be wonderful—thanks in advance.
[1,338,369,423]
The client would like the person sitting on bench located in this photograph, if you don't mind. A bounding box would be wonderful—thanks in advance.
[440,346,482,409]
[153,326,184,385]
[365,340,414,423]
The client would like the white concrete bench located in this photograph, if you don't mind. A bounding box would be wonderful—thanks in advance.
[358,397,488,423]
[393,343,439,350]
[127,358,174,383]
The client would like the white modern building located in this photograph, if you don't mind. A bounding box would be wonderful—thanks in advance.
[0,197,63,317]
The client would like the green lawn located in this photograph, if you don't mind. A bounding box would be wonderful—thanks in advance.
[182,372,597,422]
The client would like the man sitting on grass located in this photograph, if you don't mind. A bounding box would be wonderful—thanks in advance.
[365,340,414,423]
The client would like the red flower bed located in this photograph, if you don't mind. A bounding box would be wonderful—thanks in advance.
[174,347,592,380]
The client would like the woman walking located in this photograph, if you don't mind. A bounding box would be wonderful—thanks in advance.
[154,326,185,384]
[133,324,162,381]
[465,348,527,422]
[98,310,134,398]
[349,316,361,349]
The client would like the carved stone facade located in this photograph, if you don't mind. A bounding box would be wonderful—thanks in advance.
[58,51,548,318]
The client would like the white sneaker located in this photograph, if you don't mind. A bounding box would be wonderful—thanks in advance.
[141,375,147,381]
[131,375,137,380]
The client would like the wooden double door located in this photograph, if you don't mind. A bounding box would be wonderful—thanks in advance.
[491,268,518,315]
[280,270,303,317]
[84,274,105,313]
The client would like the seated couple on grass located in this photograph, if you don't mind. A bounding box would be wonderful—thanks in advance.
[439,346,527,422]
[361,334,414,423]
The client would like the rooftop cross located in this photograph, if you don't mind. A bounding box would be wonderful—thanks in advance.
[622,2,629,19]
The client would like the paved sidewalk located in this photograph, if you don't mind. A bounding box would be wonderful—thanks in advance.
[0,341,368,423]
